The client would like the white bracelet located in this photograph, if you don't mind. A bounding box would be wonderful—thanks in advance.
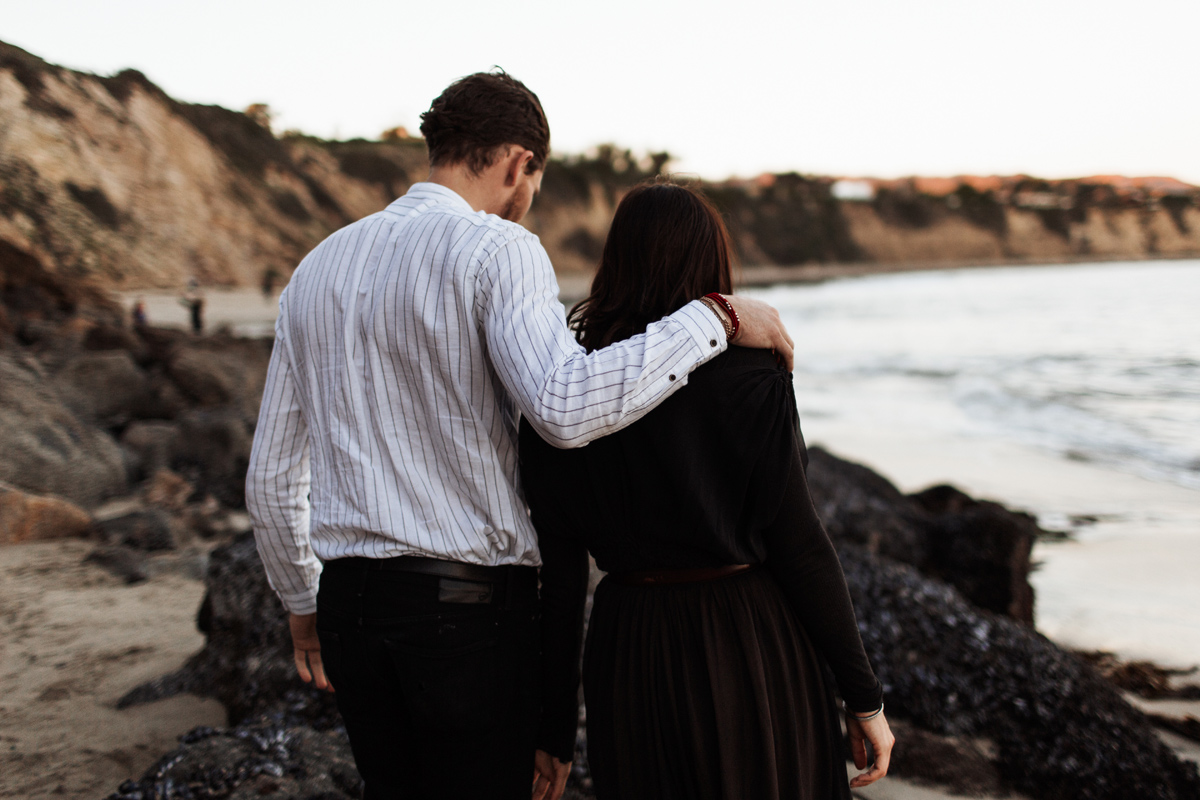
[845,701,884,721]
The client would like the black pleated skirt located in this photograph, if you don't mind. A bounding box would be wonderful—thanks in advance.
[582,567,851,800]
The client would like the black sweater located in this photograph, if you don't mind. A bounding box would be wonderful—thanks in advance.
[519,347,883,762]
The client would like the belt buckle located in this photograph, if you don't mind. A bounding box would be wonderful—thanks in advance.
[437,577,494,604]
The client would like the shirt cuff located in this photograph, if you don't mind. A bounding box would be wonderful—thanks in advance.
[672,299,729,359]
[277,587,319,616]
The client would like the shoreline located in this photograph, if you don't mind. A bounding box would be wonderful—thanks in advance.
[736,250,1200,289]
[114,252,1200,313]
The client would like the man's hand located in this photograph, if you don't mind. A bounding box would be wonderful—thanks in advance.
[532,749,571,800]
[725,295,795,371]
[846,710,895,789]
[288,612,334,692]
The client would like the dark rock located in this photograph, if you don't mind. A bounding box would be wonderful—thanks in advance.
[165,337,271,422]
[1148,714,1200,744]
[1074,650,1200,700]
[105,720,362,800]
[120,533,340,729]
[121,506,1200,800]
[840,544,1200,800]
[0,352,127,506]
[51,350,152,428]
[85,544,149,584]
[173,409,254,507]
[82,322,143,355]
[95,509,176,551]
[807,447,1038,623]
[120,421,182,480]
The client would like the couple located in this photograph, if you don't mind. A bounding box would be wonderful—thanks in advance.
[247,71,893,800]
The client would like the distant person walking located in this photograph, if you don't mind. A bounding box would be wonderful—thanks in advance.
[131,299,147,330]
[245,70,793,800]
[261,267,280,301]
[181,279,204,335]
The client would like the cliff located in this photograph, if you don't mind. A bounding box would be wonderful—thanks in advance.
[2,39,1198,306]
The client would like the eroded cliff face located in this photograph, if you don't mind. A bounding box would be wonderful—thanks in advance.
[2,39,1198,305]
[0,42,426,296]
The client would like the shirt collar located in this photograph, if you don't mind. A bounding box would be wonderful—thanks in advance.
[390,182,477,215]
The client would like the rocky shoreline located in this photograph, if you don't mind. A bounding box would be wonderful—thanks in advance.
[0,282,1197,798]
[108,452,1198,800]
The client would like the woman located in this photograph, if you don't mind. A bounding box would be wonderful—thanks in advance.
[520,182,894,800]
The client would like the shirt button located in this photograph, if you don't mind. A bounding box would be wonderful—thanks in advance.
[668,374,676,381]
[709,339,718,347]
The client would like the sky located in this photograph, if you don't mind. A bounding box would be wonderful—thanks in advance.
[5,0,1199,184]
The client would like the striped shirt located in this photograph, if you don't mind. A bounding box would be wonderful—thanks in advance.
[246,182,727,614]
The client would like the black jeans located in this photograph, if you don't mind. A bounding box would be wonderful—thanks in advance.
[316,558,540,800]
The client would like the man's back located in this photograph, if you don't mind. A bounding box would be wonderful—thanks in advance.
[275,182,541,566]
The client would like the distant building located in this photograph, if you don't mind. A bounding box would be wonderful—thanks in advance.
[831,179,875,201]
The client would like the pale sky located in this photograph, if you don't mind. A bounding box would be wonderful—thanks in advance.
[5,0,1199,184]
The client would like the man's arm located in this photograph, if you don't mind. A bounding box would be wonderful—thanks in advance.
[245,332,319,615]
[478,234,791,448]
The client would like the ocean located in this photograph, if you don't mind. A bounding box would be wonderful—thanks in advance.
[748,259,1200,667]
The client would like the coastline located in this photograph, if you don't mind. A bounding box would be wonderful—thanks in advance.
[736,251,1200,290]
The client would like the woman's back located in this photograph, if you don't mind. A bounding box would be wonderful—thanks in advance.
[519,347,802,573]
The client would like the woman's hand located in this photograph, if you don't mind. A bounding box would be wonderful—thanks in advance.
[532,750,571,800]
[846,710,895,788]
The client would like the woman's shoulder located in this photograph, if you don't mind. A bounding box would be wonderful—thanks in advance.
[690,347,792,393]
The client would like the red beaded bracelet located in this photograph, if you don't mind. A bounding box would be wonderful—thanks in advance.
[704,292,740,342]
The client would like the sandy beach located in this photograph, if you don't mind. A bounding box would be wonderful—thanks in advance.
[0,539,225,799]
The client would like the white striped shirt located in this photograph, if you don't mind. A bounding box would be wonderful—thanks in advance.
[246,182,726,614]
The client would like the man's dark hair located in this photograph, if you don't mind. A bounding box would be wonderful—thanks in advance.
[419,70,550,175]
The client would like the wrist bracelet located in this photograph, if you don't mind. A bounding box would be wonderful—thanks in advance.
[704,293,740,341]
[844,701,884,721]
[699,296,734,341]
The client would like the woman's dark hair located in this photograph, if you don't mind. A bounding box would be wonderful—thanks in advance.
[569,182,735,352]
[419,70,550,175]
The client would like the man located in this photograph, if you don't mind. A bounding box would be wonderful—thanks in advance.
[246,70,793,800]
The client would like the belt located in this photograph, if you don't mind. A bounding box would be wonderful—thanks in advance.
[609,563,755,586]
[326,555,537,606]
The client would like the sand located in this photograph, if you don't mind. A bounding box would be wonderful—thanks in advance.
[0,540,226,799]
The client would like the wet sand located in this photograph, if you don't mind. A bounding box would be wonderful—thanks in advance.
[0,540,226,799]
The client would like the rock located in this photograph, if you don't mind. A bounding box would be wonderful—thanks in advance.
[82,323,144,356]
[0,483,93,544]
[840,544,1200,800]
[105,721,362,800]
[0,353,128,506]
[94,509,176,551]
[120,533,340,730]
[121,423,182,482]
[173,409,254,507]
[165,338,271,422]
[121,424,180,479]
[807,447,1038,623]
[141,468,195,512]
[85,544,149,584]
[122,483,1200,800]
[52,350,152,428]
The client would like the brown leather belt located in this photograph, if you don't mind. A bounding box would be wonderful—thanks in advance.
[609,563,755,586]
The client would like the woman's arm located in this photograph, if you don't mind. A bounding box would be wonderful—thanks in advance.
[759,437,884,713]
[530,484,591,765]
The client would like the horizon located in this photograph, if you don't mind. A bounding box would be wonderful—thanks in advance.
[4,1,1200,185]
